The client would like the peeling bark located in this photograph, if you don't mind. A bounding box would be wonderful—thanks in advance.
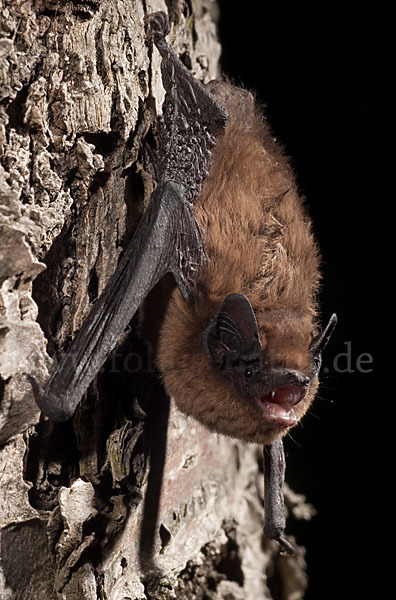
[0,1,312,598]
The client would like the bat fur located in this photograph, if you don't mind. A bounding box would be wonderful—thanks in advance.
[143,80,322,445]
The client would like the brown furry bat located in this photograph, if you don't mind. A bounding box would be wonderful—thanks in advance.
[34,11,336,552]
[148,80,326,446]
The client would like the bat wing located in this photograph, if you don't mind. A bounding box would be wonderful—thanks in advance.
[35,12,227,421]
[37,182,185,420]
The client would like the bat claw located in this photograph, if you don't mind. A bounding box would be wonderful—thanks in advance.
[145,11,170,40]
[277,535,294,556]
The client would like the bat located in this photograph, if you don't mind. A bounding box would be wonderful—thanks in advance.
[33,11,337,553]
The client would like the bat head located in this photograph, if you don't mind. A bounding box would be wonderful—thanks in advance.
[203,294,337,439]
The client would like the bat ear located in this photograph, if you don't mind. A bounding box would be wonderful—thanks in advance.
[309,313,338,376]
[309,313,338,357]
[203,293,262,372]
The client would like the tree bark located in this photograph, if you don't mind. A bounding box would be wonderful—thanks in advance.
[0,1,312,598]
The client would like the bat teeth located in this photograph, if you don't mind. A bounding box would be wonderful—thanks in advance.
[257,384,306,428]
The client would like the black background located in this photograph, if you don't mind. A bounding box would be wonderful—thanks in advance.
[216,3,383,598]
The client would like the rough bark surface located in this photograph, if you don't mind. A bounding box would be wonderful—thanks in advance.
[0,1,312,598]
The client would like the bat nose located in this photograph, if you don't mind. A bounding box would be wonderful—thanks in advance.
[284,369,310,387]
[269,368,310,390]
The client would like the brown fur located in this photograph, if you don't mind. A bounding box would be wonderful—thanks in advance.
[144,81,321,444]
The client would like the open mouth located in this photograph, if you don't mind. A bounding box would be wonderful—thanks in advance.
[257,384,306,427]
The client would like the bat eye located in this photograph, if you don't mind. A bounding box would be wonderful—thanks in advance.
[244,367,254,379]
